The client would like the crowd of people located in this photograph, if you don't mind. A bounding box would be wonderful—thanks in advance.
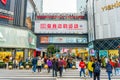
[31,56,75,77]
[79,57,120,80]
[6,55,120,80]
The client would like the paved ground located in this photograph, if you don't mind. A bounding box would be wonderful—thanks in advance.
[0,69,120,80]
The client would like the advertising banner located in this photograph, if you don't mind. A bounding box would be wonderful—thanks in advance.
[99,50,108,58]
[0,26,28,48]
[40,36,87,43]
[28,31,36,49]
[116,68,120,76]
[89,49,96,56]
[35,20,87,34]
[52,37,66,43]
[0,25,36,49]
[40,36,49,43]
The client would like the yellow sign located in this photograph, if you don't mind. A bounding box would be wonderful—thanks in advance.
[16,51,23,60]
[102,1,120,11]
[108,50,119,56]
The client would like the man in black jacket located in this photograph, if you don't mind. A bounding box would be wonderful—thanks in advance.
[92,58,101,80]
[52,58,58,77]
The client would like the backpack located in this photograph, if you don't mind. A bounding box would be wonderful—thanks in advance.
[37,59,42,66]
[106,64,112,72]
[94,62,100,73]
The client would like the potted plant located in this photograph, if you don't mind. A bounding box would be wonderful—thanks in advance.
[8,62,13,70]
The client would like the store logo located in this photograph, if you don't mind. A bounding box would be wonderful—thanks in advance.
[1,0,7,5]
[80,25,83,27]
[28,37,35,45]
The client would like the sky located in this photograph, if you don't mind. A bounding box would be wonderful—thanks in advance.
[43,0,77,13]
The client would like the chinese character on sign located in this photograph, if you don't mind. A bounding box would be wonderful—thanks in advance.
[47,24,51,29]
[40,24,46,29]
[58,24,62,29]
[52,24,56,29]
[74,24,78,29]
[68,24,73,29]
[63,24,67,28]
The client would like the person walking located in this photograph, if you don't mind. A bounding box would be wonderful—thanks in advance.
[47,59,52,73]
[79,59,86,77]
[106,60,113,80]
[58,58,64,77]
[52,58,58,77]
[87,59,93,78]
[32,57,37,73]
[109,59,115,76]
[92,58,101,80]
[114,60,119,76]
[37,56,42,72]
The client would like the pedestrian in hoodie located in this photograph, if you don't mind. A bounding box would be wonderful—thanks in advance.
[47,59,52,73]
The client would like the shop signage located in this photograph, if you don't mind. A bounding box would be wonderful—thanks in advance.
[0,14,13,20]
[40,23,80,29]
[35,20,87,34]
[1,0,7,5]
[0,9,14,15]
[0,0,14,20]
[28,32,36,49]
[102,1,120,11]
[28,37,35,45]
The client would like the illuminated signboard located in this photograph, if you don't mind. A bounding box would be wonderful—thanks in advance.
[35,20,87,34]
[0,0,14,21]
[40,36,87,43]
[1,0,7,5]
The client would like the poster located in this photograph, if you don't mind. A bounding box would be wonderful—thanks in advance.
[99,50,108,58]
[116,68,120,76]
[40,36,49,43]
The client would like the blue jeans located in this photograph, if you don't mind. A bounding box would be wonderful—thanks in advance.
[114,68,117,75]
[52,69,57,77]
[80,68,85,77]
[32,64,37,72]
[89,70,93,78]
[107,72,112,80]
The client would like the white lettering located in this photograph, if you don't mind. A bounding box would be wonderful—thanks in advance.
[0,9,14,15]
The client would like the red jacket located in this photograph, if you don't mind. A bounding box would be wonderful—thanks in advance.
[79,61,85,69]
[110,61,115,67]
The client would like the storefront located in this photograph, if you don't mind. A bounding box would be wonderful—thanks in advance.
[0,25,36,61]
[35,18,88,58]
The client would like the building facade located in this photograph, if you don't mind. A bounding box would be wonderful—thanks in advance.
[87,0,120,59]
[0,0,37,61]
[35,13,88,58]
[77,0,87,14]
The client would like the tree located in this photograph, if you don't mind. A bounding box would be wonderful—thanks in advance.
[47,45,55,57]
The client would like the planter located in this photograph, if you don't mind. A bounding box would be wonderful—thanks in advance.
[19,66,24,70]
[72,66,76,69]
[25,65,30,70]
[0,62,6,68]
[8,65,13,70]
